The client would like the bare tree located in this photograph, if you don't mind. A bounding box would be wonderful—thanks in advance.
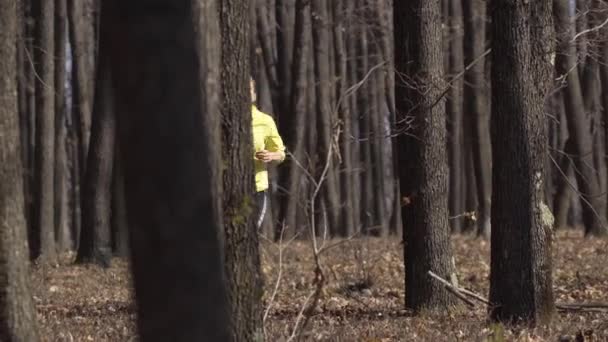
[463,0,492,238]
[394,0,456,311]
[76,27,114,267]
[489,0,555,324]
[0,0,41,338]
[554,0,607,236]
[106,0,231,340]
[219,0,264,339]
[32,0,57,263]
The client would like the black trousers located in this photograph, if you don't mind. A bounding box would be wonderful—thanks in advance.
[254,190,268,230]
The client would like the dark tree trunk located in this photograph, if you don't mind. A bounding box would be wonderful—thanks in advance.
[602,4,608,221]
[111,145,129,258]
[32,0,56,263]
[489,0,555,324]
[463,0,492,238]
[311,0,341,234]
[356,0,375,234]
[368,0,388,237]
[0,0,41,339]
[275,0,294,120]
[107,0,230,340]
[76,31,114,267]
[219,0,263,340]
[447,0,465,233]
[554,0,607,236]
[54,0,71,252]
[67,0,95,173]
[345,0,361,234]
[256,0,280,112]
[554,137,574,229]
[332,0,354,237]
[278,0,310,237]
[394,0,456,311]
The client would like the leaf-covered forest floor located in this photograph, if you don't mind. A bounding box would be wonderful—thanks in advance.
[32,230,607,341]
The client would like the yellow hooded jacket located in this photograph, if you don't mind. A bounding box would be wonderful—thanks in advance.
[252,105,285,192]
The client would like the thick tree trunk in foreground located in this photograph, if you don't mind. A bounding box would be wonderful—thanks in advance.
[394,0,456,311]
[489,0,555,324]
[0,0,41,338]
[107,1,230,340]
[32,0,57,263]
[220,0,263,340]
[76,34,114,267]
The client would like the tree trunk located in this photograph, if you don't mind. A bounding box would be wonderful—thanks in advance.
[219,0,263,340]
[554,138,574,229]
[54,0,71,252]
[447,0,465,233]
[311,0,341,235]
[275,0,294,120]
[279,0,311,237]
[67,0,95,173]
[0,0,41,338]
[489,0,555,324]
[394,0,456,311]
[463,0,491,238]
[76,31,114,267]
[107,0,230,340]
[601,3,608,222]
[345,0,361,234]
[356,0,375,234]
[32,0,56,263]
[332,0,353,237]
[111,145,129,258]
[554,0,607,236]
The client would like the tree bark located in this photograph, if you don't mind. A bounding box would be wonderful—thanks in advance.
[311,0,341,234]
[356,0,375,234]
[332,0,354,237]
[447,0,465,233]
[554,0,607,236]
[0,0,41,337]
[111,145,129,258]
[345,0,361,234]
[554,137,574,229]
[67,0,95,174]
[275,0,294,120]
[219,0,263,340]
[463,0,492,238]
[278,0,311,237]
[107,0,231,340]
[54,0,71,252]
[32,0,56,263]
[394,0,456,311]
[601,3,608,222]
[76,31,114,267]
[489,0,555,324]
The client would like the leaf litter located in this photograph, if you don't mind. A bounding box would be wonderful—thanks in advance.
[32,230,607,341]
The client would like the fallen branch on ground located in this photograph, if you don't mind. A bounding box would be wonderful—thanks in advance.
[428,271,608,313]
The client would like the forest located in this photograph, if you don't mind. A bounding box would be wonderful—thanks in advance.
[0,0,607,340]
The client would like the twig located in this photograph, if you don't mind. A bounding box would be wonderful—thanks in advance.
[263,224,287,330]
[429,271,608,314]
[571,16,608,43]
[556,303,608,312]
[427,271,475,308]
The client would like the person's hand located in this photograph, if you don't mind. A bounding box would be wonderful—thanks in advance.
[255,150,278,163]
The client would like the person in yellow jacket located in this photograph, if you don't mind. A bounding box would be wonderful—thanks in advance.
[251,78,285,229]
